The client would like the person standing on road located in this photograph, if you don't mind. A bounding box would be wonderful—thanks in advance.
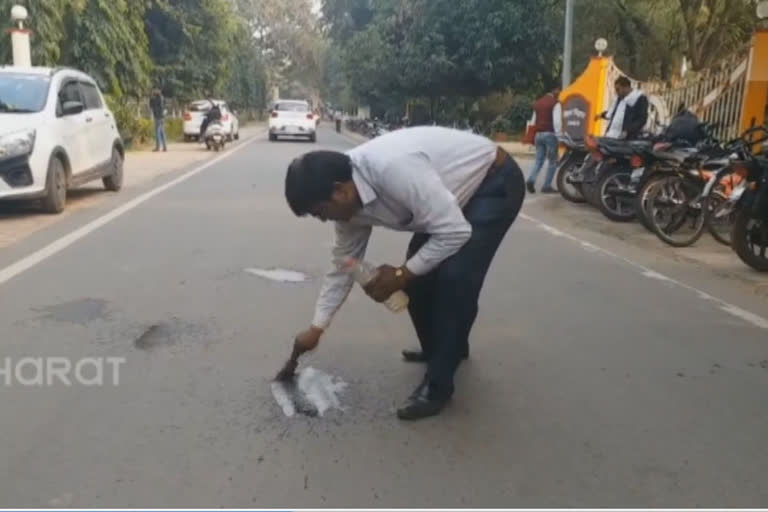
[526,86,562,194]
[149,88,167,152]
[283,126,526,420]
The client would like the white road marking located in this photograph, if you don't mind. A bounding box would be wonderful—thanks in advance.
[521,213,768,330]
[0,133,262,287]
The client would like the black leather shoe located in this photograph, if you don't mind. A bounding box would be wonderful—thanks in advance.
[402,349,429,363]
[397,381,450,420]
[402,349,469,362]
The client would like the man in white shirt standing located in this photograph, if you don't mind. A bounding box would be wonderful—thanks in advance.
[284,126,526,420]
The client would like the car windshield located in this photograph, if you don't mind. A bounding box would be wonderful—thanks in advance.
[275,102,308,112]
[0,73,51,113]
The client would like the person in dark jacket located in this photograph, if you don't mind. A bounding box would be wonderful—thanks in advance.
[199,99,222,139]
[597,76,649,139]
[149,88,167,152]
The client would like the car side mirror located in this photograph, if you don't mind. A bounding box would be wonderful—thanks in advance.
[61,101,84,116]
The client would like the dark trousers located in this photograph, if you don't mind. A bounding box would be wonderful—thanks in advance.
[404,156,526,399]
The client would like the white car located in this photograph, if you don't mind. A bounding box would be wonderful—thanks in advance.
[0,66,124,213]
[269,100,317,142]
[183,99,239,142]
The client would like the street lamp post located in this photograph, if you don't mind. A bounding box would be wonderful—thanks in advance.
[9,4,31,67]
[562,0,574,90]
[758,0,768,25]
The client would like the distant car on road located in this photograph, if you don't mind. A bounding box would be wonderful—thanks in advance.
[183,99,239,142]
[0,66,124,213]
[269,100,317,142]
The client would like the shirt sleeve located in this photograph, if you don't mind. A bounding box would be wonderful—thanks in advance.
[311,221,372,329]
[377,154,473,276]
[553,102,563,135]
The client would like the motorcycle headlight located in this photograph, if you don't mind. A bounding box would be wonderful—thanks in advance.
[0,129,36,161]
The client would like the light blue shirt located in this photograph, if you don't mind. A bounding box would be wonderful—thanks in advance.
[312,126,498,329]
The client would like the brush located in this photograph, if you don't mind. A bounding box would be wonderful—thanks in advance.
[273,340,319,417]
[274,340,304,382]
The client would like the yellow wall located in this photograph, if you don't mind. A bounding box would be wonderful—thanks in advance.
[740,28,768,135]
[559,56,612,137]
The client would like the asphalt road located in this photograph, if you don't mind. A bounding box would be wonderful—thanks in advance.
[1,126,768,507]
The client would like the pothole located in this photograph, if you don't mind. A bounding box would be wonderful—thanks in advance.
[245,268,309,283]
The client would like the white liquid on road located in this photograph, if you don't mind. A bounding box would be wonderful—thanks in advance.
[271,366,348,418]
[245,268,308,282]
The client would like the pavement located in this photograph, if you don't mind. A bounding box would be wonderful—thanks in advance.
[1,125,768,507]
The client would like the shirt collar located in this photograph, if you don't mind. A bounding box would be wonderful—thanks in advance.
[351,159,377,206]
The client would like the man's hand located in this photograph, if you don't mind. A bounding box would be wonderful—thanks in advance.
[363,264,412,303]
[295,326,324,354]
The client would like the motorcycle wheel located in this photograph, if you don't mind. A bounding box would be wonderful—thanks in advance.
[704,193,736,246]
[647,175,707,248]
[583,164,606,208]
[556,154,586,203]
[732,207,768,271]
[596,168,636,222]
[635,174,666,233]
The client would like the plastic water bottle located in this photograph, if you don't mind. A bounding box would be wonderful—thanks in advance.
[341,258,409,313]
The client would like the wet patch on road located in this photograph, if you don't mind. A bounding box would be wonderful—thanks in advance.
[244,267,309,283]
[32,298,112,325]
[271,366,347,418]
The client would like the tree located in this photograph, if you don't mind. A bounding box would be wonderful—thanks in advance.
[60,0,152,98]
[320,0,374,40]
[675,0,755,70]
[146,0,240,101]
[325,0,562,112]
[238,0,326,97]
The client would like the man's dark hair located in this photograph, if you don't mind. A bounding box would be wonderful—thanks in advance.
[615,76,631,88]
[285,151,353,216]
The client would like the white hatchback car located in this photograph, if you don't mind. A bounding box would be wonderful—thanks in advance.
[268,100,317,142]
[0,66,124,213]
[183,99,239,142]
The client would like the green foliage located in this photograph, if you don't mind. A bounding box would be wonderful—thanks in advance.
[566,0,757,79]
[164,118,184,141]
[146,0,240,101]
[105,95,148,147]
[0,0,268,148]
[61,0,152,98]
[324,0,561,111]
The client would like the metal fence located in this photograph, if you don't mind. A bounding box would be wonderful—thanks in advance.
[642,55,749,142]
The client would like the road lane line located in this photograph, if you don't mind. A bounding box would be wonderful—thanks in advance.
[520,213,768,330]
[0,132,263,287]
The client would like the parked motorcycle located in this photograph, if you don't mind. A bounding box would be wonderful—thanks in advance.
[555,134,588,204]
[729,126,768,271]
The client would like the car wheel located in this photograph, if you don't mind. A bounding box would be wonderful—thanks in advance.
[103,147,124,192]
[269,134,277,142]
[184,135,192,142]
[309,133,317,143]
[234,132,240,140]
[42,156,67,214]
